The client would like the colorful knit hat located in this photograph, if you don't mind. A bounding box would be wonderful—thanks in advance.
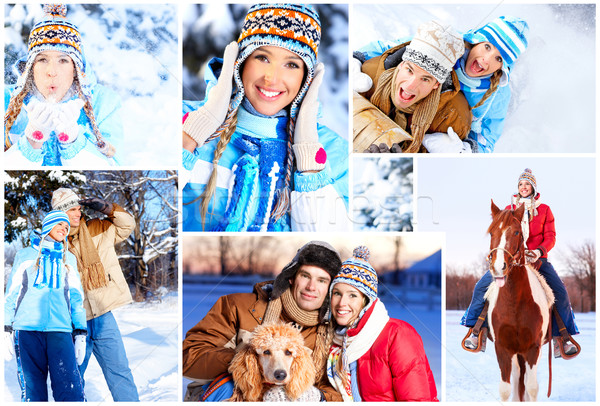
[517,168,537,196]
[330,246,378,305]
[231,3,321,119]
[14,4,89,99]
[464,16,529,71]
[51,188,81,212]
[403,20,465,83]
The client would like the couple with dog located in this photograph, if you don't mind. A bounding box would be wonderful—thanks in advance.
[183,241,437,402]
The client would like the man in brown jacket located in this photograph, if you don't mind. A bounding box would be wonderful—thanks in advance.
[183,241,343,401]
[354,20,472,153]
[51,188,139,401]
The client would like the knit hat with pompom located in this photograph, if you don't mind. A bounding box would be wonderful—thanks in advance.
[330,246,378,305]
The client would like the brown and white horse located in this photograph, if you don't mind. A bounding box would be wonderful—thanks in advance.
[484,200,554,401]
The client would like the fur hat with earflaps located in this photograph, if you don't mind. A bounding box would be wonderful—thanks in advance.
[272,240,341,321]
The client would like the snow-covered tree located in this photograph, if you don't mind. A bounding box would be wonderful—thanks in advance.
[353,157,413,231]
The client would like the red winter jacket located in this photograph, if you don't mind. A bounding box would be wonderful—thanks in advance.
[351,305,438,401]
[507,194,556,257]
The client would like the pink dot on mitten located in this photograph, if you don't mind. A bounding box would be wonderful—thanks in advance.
[32,131,44,140]
[58,133,69,142]
[315,147,327,164]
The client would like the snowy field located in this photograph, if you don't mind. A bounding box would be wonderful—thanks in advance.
[445,310,595,402]
[352,3,595,153]
[183,280,441,399]
[3,292,179,402]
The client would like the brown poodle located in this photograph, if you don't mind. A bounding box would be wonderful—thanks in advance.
[228,322,316,401]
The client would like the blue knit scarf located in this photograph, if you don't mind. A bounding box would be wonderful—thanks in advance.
[31,236,65,289]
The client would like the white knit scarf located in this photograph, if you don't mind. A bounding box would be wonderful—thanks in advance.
[511,193,541,242]
[327,299,390,401]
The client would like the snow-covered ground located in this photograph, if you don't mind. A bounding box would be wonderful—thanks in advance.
[3,292,179,402]
[352,3,595,152]
[445,310,595,402]
[182,280,441,399]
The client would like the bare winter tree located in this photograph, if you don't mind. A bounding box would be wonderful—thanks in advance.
[561,241,595,312]
[83,170,178,301]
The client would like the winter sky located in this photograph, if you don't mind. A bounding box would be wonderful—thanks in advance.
[417,157,596,272]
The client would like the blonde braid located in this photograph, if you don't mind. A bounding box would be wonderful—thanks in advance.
[199,111,239,231]
[471,71,502,109]
[74,78,116,158]
[270,117,294,222]
[4,76,34,150]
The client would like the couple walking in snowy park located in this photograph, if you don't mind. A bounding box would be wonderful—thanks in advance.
[183,241,438,402]
[4,188,139,401]
[353,15,528,153]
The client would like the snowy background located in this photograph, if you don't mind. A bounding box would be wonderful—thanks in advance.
[3,292,179,401]
[4,4,180,166]
[446,310,595,401]
[352,3,595,152]
[182,3,349,139]
[353,157,413,231]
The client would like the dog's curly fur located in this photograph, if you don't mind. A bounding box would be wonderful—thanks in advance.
[228,322,316,401]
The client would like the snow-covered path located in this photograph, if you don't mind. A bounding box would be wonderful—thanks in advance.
[3,292,179,402]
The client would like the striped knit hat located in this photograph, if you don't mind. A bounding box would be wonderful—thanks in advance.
[51,188,81,212]
[330,246,378,305]
[518,168,537,195]
[232,3,321,119]
[41,210,71,237]
[464,16,529,70]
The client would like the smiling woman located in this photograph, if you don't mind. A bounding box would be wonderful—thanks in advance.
[181,3,349,232]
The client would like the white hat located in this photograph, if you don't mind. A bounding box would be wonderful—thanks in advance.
[51,188,80,212]
[403,20,465,83]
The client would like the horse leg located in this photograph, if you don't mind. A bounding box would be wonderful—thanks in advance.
[523,346,543,401]
[496,349,513,401]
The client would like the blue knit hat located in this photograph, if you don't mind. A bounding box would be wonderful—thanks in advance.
[41,210,71,239]
[464,16,529,71]
[330,246,378,305]
[231,4,321,119]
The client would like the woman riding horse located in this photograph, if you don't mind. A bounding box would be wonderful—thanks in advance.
[461,168,579,357]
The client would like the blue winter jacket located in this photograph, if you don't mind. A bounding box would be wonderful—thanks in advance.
[4,241,87,333]
[356,38,512,153]
[4,68,124,165]
[182,58,349,232]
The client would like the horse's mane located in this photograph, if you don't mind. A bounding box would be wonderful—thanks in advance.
[487,208,518,234]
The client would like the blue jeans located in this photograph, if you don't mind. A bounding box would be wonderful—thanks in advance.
[79,311,139,401]
[15,330,85,401]
[461,259,579,337]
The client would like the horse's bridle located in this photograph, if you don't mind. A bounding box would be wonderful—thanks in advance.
[486,246,523,269]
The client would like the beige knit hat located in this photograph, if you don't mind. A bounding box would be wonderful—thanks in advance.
[403,20,465,83]
[51,188,80,211]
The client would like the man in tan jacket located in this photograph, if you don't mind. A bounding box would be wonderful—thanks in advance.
[183,241,343,401]
[51,188,139,401]
[354,20,472,153]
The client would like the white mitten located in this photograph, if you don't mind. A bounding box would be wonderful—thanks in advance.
[422,127,472,153]
[4,329,15,361]
[54,99,84,144]
[525,249,541,264]
[351,57,373,93]
[292,63,327,172]
[23,98,57,143]
[183,41,239,146]
[262,385,321,402]
[74,334,86,365]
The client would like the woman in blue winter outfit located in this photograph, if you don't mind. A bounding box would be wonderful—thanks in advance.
[4,4,122,167]
[354,16,529,153]
[4,211,88,401]
[182,4,349,232]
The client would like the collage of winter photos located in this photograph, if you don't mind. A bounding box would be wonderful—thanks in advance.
[2,2,596,404]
